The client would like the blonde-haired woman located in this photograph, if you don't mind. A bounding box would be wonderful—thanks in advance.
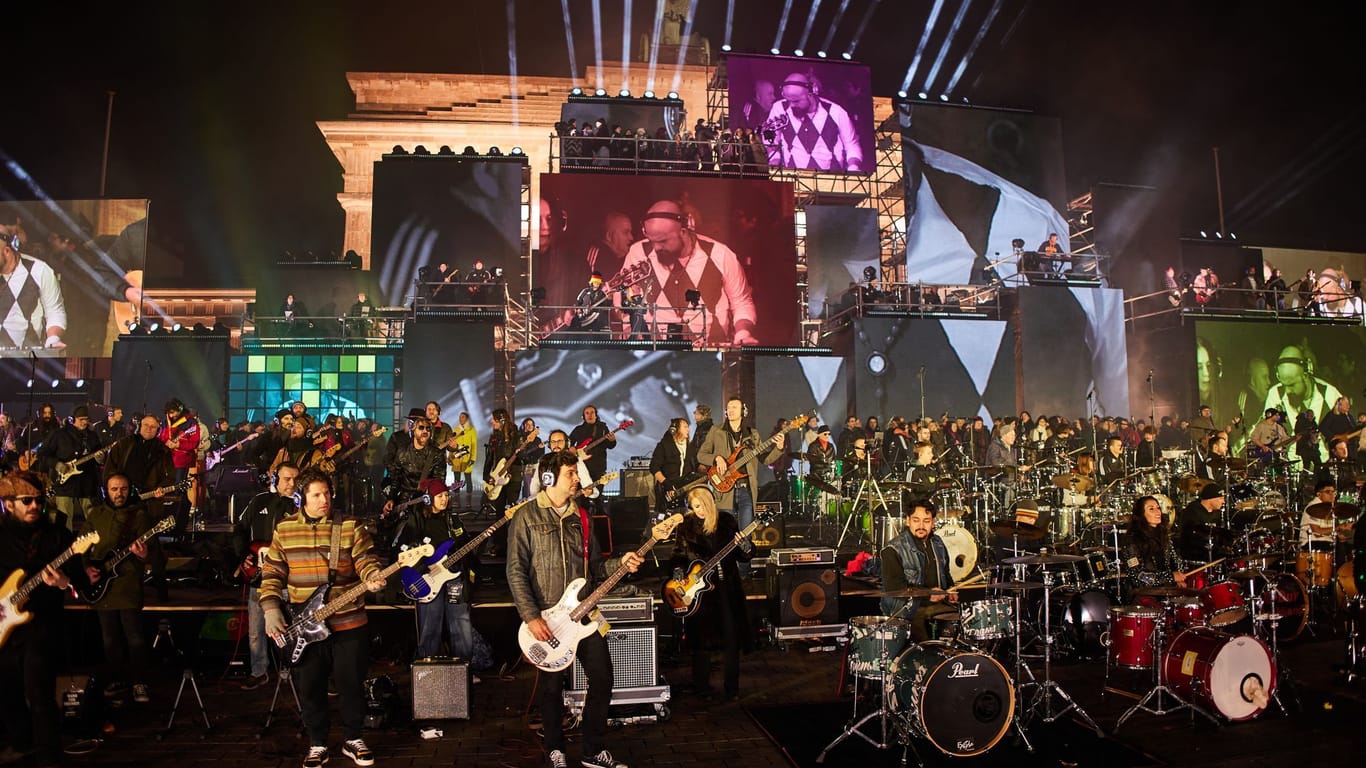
[669,487,753,701]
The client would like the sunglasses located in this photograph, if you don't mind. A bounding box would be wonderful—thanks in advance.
[414,426,431,432]
[13,496,42,505]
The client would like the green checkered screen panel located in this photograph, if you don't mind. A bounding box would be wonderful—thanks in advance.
[227,353,397,423]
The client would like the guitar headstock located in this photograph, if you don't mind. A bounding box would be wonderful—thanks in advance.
[150,517,176,536]
[70,531,100,555]
[651,513,686,541]
[396,542,434,567]
[615,420,634,432]
[595,471,620,487]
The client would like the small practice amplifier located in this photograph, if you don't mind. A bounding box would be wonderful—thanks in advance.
[570,625,657,691]
[597,596,654,624]
[410,658,470,720]
[771,547,836,567]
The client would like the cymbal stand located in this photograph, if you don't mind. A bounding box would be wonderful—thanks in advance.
[1023,566,1104,736]
[1249,583,1299,714]
[1004,586,1037,753]
[837,448,886,550]
[1115,614,1219,730]
[816,610,908,763]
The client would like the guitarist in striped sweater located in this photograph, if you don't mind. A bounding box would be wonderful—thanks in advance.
[231,462,299,690]
[260,469,384,768]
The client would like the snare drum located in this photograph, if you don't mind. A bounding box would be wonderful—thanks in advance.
[1295,548,1334,588]
[936,523,978,583]
[1073,549,1113,586]
[1107,606,1163,668]
[1199,580,1249,627]
[1163,627,1276,721]
[886,642,1014,757]
[961,598,1013,641]
[847,616,912,678]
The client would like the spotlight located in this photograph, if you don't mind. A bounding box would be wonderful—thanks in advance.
[148,322,160,332]
[667,91,679,100]
[171,323,183,333]
[1199,230,1208,238]
[897,90,908,98]
[938,94,949,102]
[437,145,454,155]
[50,379,59,389]
[841,52,852,60]
[619,89,630,97]
[721,44,732,52]
[25,379,32,388]
[770,47,780,55]
[570,87,583,96]
[510,146,524,156]
[1229,232,1237,240]
[413,145,431,156]
[643,90,655,98]
[125,319,138,332]
[594,88,607,96]
[918,92,928,99]
[1215,231,1223,238]
[816,51,827,58]
[74,378,84,388]
[390,145,407,155]
[487,146,502,156]
[192,323,209,335]
[961,97,970,104]
[794,49,804,57]
[462,146,478,156]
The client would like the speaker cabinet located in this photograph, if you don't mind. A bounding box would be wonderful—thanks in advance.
[569,624,657,691]
[621,469,654,504]
[767,562,841,627]
[411,658,470,719]
[752,501,783,554]
[609,496,651,547]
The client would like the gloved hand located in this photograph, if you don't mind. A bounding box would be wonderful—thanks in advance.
[264,606,287,639]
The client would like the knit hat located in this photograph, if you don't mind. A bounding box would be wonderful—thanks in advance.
[419,478,450,497]
[1199,483,1225,501]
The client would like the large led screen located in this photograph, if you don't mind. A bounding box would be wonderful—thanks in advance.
[559,100,683,140]
[1260,247,1366,312]
[1,199,149,357]
[512,348,722,467]
[804,205,880,318]
[897,102,1068,287]
[1017,286,1129,418]
[225,351,397,426]
[370,156,524,307]
[726,53,875,174]
[754,355,849,437]
[537,174,798,346]
[1193,321,1366,455]
[853,317,1015,424]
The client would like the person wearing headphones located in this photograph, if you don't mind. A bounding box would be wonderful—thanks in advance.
[697,398,784,563]
[393,478,477,662]
[1263,344,1343,449]
[760,72,863,172]
[650,418,697,512]
[232,462,299,691]
[506,451,641,768]
[571,271,611,334]
[0,225,66,349]
[619,199,759,346]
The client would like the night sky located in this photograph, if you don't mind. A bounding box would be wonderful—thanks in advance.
[3,1,1361,289]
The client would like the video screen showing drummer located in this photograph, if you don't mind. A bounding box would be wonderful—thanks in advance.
[880,500,959,642]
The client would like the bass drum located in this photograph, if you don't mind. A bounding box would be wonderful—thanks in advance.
[886,641,1014,757]
[936,523,978,583]
[1249,572,1309,642]
[1163,627,1276,721]
[1041,588,1112,658]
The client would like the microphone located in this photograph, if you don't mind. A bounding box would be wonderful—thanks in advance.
[918,365,926,376]
[1086,390,1094,400]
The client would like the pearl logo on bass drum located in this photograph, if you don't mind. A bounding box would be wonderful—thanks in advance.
[947,661,981,679]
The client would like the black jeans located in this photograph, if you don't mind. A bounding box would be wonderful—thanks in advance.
[691,600,741,697]
[538,629,612,756]
[0,624,61,765]
[96,609,149,681]
[294,625,369,746]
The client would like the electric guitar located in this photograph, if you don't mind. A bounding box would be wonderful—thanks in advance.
[137,478,192,502]
[314,426,387,475]
[78,517,176,603]
[400,471,619,603]
[53,447,110,485]
[484,427,541,502]
[573,420,633,454]
[540,261,651,339]
[0,532,100,649]
[518,512,685,672]
[205,433,260,470]
[662,509,774,618]
[272,543,432,665]
[383,493,432,519]
[703,412,804,494]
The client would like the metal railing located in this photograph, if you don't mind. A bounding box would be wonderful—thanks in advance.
[820,282,1005,335]
[1122,284,1366,328]
[243,314,406,346]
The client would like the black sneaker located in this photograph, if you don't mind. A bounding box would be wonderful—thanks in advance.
[240,674,270,691]
[581,750,628,768]
[303,746,328,768]
[547,750,568,768]
[341,739,374,767]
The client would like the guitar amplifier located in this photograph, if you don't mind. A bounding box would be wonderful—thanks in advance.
[771,547,836,567]
[411,658,470,720]
[625,455,653,470]
[597,596,654,624]
[621,469,654,503]
[569,625,657,691]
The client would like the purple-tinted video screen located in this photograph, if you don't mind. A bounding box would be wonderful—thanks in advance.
[537,174,798,346]
[726,53,874,175]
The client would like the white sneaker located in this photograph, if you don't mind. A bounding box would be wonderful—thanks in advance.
[303,746,329,768]
[341,739,374,767]
[547,749,568,768]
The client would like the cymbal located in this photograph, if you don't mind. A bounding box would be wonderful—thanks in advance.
[1305,501,1360,520]
[1052,473,1094,492]
[1177,476,1213,494]
[804,475,841,495]
[1133,585,1198,598]
[989,520,1047,541]
[876,586,937,598]
[1001,552,1084,566]
[988,580,1044,592]
[1230,568,1271,580]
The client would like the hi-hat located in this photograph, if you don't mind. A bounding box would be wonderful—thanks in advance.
[988,580,1044,592]
[1052,473,1094,492]
[1305,501,1360,520]
[989,520,1046,541]
[1001,552,1084,566]
[876,586,938,598]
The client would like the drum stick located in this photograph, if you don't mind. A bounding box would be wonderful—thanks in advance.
[1177,557,1226,580]
[947,573,988,592]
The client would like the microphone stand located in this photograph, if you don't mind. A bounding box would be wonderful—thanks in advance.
[1147,371,1156,431]
[24,351,37,458]
[142,360,153,417]
[917,366,926,423]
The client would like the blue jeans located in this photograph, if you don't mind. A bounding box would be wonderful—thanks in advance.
[734,484,755,575]
[415,595,474,660]
[247,587,269,677]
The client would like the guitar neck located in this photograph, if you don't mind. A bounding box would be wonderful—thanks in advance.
[568,535,663,623]
[106,523,168,569]
[309,558,404,625]
[696,519,763,573]
[14,544,80,606]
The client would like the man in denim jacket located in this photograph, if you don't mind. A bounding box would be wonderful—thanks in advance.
[880,499,957,641]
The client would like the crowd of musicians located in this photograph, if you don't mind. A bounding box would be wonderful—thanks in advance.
[5,393,1366,768]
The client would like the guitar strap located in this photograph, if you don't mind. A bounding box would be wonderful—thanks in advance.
[327,522,342,586]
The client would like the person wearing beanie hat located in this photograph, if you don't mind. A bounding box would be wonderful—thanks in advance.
[0,471,84,767]
[1178,482,1227,561]
[571,270,610,334]
[35,402,102,529]
[392,476,477,661]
